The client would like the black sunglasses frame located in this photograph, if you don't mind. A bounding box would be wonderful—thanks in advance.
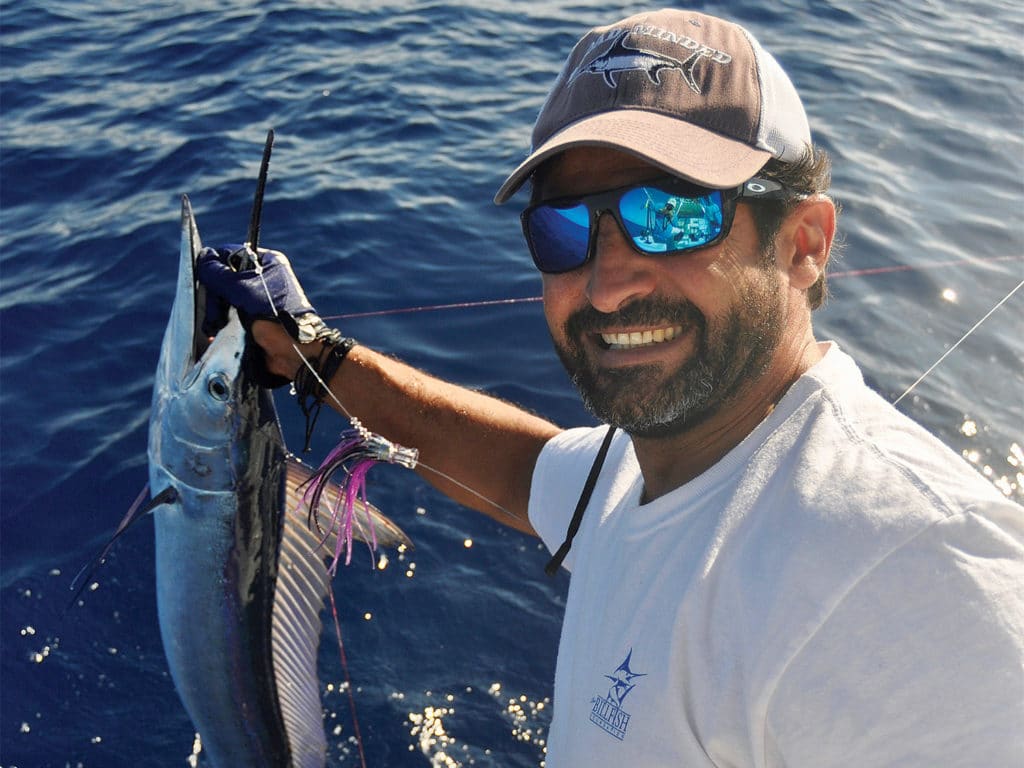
[521,175,791,274]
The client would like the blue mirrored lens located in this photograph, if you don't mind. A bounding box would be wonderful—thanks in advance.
[526,202,590,272]
[526,183,729,272]
[620,186,725,253]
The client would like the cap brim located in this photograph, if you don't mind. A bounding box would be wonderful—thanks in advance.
[493,110,772,204]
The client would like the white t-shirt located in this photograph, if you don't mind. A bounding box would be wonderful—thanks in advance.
[529,343,1024,767]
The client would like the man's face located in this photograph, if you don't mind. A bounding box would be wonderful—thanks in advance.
[537,148,790,438]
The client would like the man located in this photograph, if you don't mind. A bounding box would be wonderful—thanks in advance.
[199,9,1023,766]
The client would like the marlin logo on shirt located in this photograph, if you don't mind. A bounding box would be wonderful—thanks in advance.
[588,649,647,741]
[569,30,727,94]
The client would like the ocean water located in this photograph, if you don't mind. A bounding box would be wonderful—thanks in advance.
[1,1,1021,766]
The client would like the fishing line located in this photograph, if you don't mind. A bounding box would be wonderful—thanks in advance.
[893,278,1023,405]
[268,316,514,515]
[243,135,1018,540]
[318,250,1020,419]
[830,254,1021,279]
[240,129,377,762]
[240,209,516,524]
[243,202,515,517]
[287,255,1024,515]
[230,133,1016,764]
[245,243,515,517]
[326,295,543,321]
[325,586,367,768]
[321,253,1022,322]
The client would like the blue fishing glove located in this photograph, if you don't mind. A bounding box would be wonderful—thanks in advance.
[197,245,333,341]
[197,245,338,387]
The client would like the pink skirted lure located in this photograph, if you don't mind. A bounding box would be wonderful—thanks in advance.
[300,420,418,574]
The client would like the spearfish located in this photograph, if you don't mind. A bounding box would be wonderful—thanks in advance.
[75,192,413,767]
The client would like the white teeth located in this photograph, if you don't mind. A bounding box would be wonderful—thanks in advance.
[600,326,683,349]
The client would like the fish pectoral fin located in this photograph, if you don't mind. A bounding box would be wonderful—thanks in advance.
[67,485,178,609]
[351,497,414,552]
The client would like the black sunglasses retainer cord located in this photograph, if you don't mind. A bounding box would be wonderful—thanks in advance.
[545,426,617,576]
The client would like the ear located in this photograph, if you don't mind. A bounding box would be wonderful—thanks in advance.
[777,196,836,291]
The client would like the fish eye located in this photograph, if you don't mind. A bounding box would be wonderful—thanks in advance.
[207,374,231,401]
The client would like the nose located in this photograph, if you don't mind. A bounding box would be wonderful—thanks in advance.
[585,212,658,313]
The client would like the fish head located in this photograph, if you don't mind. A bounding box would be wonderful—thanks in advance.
[149,196,277,493]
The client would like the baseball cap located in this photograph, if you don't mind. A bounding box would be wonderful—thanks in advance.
[494,9,811,203]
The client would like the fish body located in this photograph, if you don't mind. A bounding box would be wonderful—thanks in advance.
[148,197,409,766]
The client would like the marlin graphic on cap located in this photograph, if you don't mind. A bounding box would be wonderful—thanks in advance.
[570,34,716,94]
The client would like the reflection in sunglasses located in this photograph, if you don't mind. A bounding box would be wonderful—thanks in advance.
[624,188,724,253]
[523,176,786,273]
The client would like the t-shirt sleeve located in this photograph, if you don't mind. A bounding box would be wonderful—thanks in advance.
[765,506,1024,767]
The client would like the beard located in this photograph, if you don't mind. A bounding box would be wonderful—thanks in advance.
[551,264,786,439]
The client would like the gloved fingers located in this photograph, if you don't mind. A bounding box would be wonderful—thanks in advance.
[197,244,327,349]
[201,288,231,337]
[196,246,254,308]
[255,249,316,317]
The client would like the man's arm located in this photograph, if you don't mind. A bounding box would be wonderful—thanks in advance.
[253,320,562,535]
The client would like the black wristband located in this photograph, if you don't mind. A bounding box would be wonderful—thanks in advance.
[316,336,357,395]
[294,336,357,402]
[294,334,357,452]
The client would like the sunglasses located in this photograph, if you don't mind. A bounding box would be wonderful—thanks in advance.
[521,175,791,274]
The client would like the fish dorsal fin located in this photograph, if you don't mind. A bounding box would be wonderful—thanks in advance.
[271,460,334,768]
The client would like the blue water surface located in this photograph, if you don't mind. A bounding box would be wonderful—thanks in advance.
[1,1,1021,766]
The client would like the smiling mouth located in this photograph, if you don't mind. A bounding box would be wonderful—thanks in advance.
[599,325,684,350]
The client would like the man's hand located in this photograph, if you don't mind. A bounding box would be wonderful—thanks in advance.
[251,319,324,382]
[197,245,323,336]
[196,245,337,386]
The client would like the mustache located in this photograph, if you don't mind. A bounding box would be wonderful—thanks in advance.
[564,297,706,338]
